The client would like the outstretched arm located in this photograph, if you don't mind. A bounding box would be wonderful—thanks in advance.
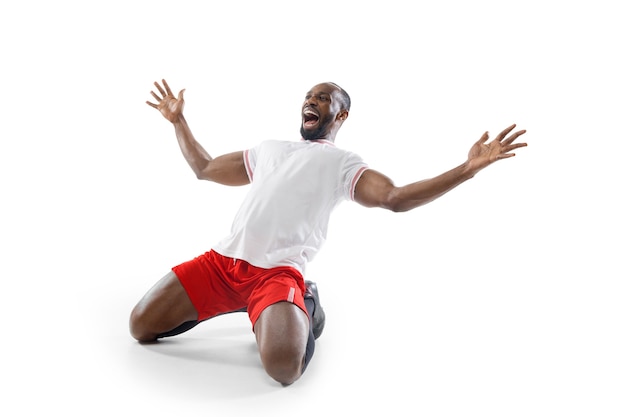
[146,79,250,186]
[354,124,527,212]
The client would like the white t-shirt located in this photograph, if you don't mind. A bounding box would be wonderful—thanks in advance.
[213,139,369,274]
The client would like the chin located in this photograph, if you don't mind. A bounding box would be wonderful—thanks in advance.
[300,125,322,141]
[300,127,313,140]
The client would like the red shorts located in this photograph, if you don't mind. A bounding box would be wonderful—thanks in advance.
[172,250,308,328]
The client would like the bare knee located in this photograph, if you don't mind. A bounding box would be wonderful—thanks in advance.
[128,271,198,342]
[129,304,158,342]
[259,343,305,385]
[254,302,309,385]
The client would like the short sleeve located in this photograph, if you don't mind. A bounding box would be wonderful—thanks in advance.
[341,152,369,201]
[243,146,258,182]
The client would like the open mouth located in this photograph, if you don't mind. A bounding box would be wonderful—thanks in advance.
[303,108,319,128]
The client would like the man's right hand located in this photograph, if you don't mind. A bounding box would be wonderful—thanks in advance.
[146,79,185,123]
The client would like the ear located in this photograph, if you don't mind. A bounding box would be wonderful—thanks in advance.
[337,110,349,122]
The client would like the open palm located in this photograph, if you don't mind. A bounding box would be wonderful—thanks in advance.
[146,79,185,123]
[467,124,527,172]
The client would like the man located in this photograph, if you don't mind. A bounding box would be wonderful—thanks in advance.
[129,79,527,386]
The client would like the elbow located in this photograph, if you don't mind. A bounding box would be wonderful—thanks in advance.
[193,161,212,181]
[382,197,401,212]
[383,189,427,213]
[382,190,406,213]
[386,200,425,213]
[385,201,411,213]
[387,204,406,213]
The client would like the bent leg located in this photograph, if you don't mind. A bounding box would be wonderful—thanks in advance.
[254,302,309,386]
[129,271,198,342]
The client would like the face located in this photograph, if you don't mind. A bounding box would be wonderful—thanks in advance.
[300,83,345,141]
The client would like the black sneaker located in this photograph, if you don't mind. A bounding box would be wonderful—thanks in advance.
[304,280,326,339]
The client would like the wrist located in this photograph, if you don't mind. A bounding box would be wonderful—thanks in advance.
[460,160,478,179]
[172,113,186,126]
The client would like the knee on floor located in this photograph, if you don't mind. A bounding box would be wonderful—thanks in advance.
[260,346,304,385]
[128,306,156,342]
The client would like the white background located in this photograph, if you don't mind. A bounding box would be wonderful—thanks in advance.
[1,1,624,416]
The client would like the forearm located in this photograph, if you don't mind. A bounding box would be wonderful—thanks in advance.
[389,162,476,212]
[172,115,213,179]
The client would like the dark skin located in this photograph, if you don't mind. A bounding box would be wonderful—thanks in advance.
[130,79,527,386]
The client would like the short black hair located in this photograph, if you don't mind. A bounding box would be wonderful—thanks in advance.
[329,82,351,111]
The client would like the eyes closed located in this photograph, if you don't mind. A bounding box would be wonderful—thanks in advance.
[304,94,330,102]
